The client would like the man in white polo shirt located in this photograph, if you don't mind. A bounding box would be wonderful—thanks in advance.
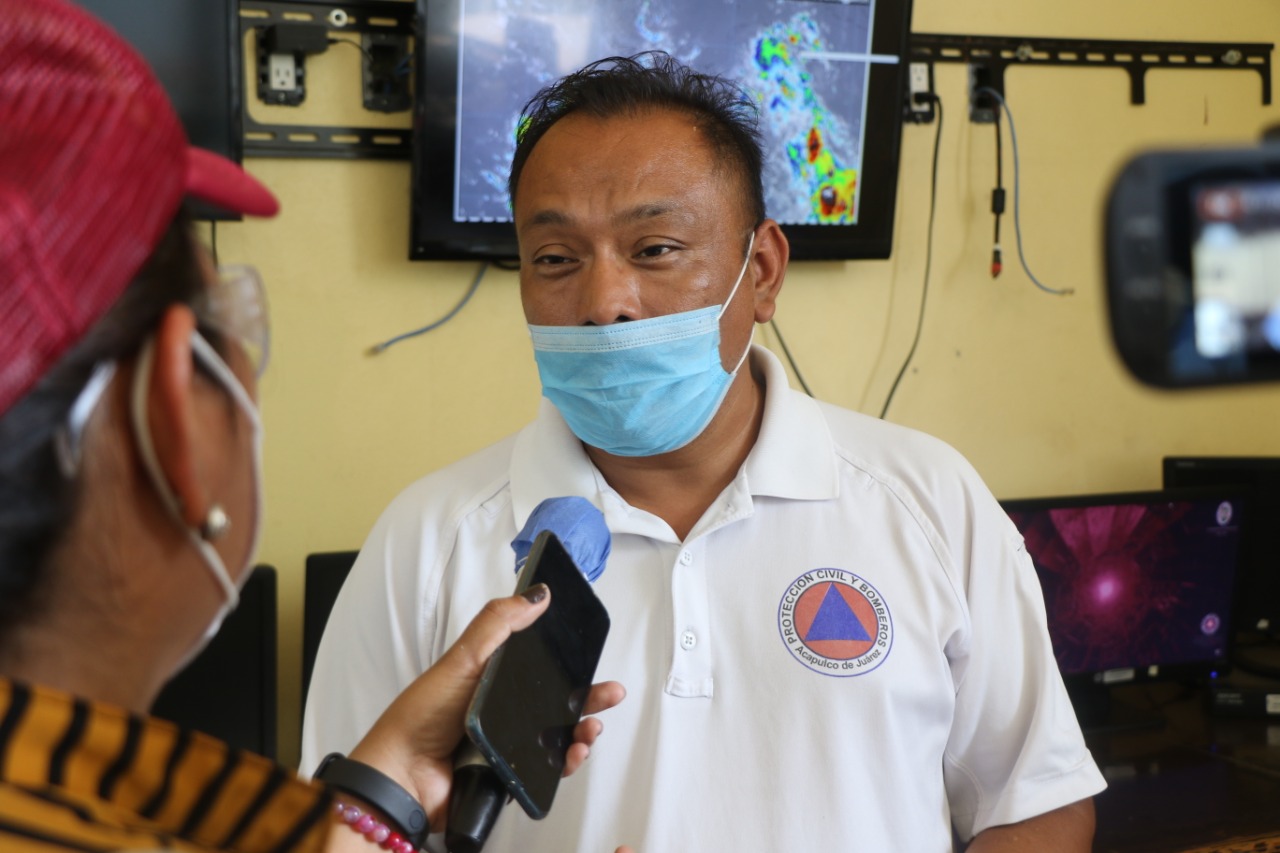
[301,51,1105,851]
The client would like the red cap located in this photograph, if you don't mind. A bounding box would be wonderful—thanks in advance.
[0,0,279,416]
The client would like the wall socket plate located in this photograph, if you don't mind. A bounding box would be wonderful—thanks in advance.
[256,31,306,106]
[904,61,936,124]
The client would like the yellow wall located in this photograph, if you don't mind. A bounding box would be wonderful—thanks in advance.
[213,0,1280,767]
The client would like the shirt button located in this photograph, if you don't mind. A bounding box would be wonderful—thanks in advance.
[679,551,693,566]
[681,630,697,650]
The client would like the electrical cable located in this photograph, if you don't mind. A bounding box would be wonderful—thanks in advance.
[879,93,943,421]
[1232,654,1280,680]
[991,110,1004,278]
[976,87,1072,297]
[209,220,218,267]
[368,262,488,355]
[327,37,372,61]
[1232,631,1280,679]
[768,318,814,397]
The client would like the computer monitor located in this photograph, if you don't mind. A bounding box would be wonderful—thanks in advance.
[1164,456,1280,634]
[76,0,242,221]
[411,0,914,261]
[151,565,278,759]
[1000,488,1246,727]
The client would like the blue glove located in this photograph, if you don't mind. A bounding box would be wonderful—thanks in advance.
[511,496,611,583]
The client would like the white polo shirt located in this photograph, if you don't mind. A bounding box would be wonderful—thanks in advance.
[301,346,1105,852]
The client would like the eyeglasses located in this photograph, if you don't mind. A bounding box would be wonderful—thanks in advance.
[196,265,270,378]
[54,265,268,478]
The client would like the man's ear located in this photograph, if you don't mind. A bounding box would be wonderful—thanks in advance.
[146,305,207,529]
[750,219,789,325]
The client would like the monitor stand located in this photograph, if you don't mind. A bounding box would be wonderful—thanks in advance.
[1070,682,1166,736]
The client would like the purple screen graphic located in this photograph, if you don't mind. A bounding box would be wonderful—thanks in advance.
[1003,496,1242,676]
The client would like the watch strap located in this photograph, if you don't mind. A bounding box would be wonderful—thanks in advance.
[314,753,430,848]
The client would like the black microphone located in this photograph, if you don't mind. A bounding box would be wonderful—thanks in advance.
[443,497,611,853]
[445,741,509,853]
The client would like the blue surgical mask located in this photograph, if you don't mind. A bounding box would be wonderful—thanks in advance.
[528,234,755,457]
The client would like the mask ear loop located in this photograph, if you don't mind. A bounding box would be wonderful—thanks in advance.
[54,362,119,478]
[717,231,757,376]
[129,333,247,612]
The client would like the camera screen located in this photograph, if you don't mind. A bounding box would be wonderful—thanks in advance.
[1190,179,1280,360]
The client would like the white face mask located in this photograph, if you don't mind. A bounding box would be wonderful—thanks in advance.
[129,331,264,675]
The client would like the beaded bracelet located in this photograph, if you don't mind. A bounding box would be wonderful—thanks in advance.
[315,753,428,849]
[334,800,417,853]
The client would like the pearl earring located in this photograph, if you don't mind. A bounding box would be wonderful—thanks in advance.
[200,504,230,541]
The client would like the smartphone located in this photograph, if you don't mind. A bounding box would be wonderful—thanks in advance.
[463,530,611,819]
[1106,145,1280,388]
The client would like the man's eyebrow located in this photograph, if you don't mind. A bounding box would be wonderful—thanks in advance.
[521,203,687,230]
[523,208,573,229]
[614,203,677,225]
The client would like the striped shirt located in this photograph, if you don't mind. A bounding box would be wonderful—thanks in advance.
[0,679,331,852]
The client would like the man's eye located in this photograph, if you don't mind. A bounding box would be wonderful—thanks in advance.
[533,253,574,265]
[637,244,675,259]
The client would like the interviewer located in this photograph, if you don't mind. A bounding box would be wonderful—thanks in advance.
[0,2,624,851]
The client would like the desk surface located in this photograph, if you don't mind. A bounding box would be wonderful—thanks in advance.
[1088,680,1280,853]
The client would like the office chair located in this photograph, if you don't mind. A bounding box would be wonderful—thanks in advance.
[152,564,278,759]
[302,550,359,706]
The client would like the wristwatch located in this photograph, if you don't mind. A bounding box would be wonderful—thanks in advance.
[314,753,430,849]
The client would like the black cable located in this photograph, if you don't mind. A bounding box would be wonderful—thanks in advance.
[1232,656,1280,680]
[991,111,1004,278]
[976,87,1071,297]
[368,262,488,354]
[994,109,1003,193]
[880,93,943,421]
[328,37,372,61]
[1232,631,1280,679]
[769,318,814,397]
[210,221,218,266]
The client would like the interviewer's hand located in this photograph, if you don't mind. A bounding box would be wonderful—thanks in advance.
[346,586,626,833]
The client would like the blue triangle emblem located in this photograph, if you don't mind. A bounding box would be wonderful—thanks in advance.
[805,583,871,642]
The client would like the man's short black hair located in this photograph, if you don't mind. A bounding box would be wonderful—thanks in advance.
[508,51,766,227]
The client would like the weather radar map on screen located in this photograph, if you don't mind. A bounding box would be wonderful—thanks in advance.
[412,0,909,261]
[455,1,876,227]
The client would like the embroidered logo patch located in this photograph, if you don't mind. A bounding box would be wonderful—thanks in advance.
[778,569,893,676]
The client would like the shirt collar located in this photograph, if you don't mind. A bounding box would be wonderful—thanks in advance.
[509,345,839,537]
[741,344,841,501]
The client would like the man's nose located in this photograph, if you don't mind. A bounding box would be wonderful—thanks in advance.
[578,256,641,325]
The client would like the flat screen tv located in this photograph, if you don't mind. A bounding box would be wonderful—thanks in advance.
[411,0,914,261]
[1164,456,1280,634]
[77,0,242,221]
[1001,488,1246,686]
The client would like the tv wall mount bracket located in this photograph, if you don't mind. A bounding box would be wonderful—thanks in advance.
[909,32,1272,124]
[234,9,1275,158]
[239,0,413,159]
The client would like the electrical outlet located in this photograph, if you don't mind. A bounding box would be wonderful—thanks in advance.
[255,27,306,107]
[904,61,935,123]
[268,53,296,92]
[909,63,930,98]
